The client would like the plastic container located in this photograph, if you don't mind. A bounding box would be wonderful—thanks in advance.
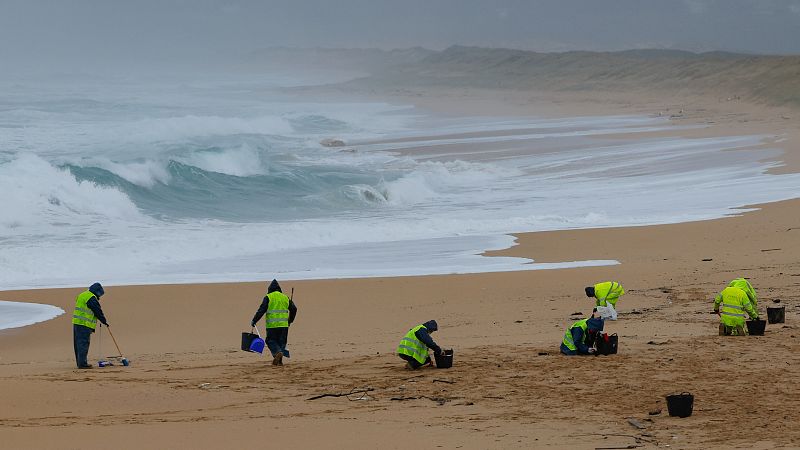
[249,337,265,354]
[434,349,453,368]
[666,392,694,417]
[767,306,785,324]
[746,319,766,336]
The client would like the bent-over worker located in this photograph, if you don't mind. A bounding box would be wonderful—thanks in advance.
[397,320,442,369]
[586,281,625,320]
[714,285,758,336]
[251,279,297,365]
[726,277,758,309]
[72,282,109,369]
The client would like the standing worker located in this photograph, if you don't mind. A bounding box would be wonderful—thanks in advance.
[726,277,758,309]
[397,320,442,369]
[585,281,625,320]
[251,279,297,366]
[714,285,759,336]
[560,317,604,355]
[72,282,109,369]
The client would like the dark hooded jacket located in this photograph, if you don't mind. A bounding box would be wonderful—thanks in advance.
[251,279,297,327]
[86,283,108,329]
[414,320,442,355]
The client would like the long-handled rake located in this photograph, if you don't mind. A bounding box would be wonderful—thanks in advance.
[106,327,130,366]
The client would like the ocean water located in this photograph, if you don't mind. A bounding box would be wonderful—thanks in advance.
[0,300,64,330]
[1,72,799,293]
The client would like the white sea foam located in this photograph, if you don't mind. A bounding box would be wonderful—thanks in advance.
[0,153,145,231]
[177,144,266,177]
[1,76,799,295]
[0,300,64,331]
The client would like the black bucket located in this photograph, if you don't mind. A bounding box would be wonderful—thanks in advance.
[767,306,785,324]
[434,349,453,368]
[746,319,766,336]
[665,393,694,418]
[241,332,258,351]
[595,333,618,355]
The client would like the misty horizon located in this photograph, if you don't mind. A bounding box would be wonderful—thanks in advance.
[1,0,799,75]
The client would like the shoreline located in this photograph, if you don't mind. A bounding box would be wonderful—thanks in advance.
[2,88,797,292]
[2,84,799,448]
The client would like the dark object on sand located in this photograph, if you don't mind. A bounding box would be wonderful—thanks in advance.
[434,349,454,368]
[595,333,618,355]
[666,393,694,417]
[746,319,766,335]
[767,306,785,324]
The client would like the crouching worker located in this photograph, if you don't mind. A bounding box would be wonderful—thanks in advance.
[714,285,758,336]
[560,317,604,355]
[251,279,297,365]
[397,320,442,369]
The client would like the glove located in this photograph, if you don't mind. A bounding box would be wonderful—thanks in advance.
[102,322,109,327]
[250,322,256,328]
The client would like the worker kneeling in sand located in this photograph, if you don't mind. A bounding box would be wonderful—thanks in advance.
[714,285,758,336]
[72,282,110,369]
[397,320,442,369]
[585,281,625,320]
[726,277,758,309]
[251,279,297,365]
[560,317,604,355]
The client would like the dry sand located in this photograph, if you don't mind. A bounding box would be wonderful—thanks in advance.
[1,82,799,449]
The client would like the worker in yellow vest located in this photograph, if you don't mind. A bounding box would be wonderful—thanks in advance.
[71,283,109,369]
[560,317,604,355]
[397,320,442,369]
[714,286,758,336]
[726,278,758,309]
[585,281,625,320]
[251,279,297,366]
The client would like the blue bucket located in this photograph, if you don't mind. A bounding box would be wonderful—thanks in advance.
[249,337,265,354]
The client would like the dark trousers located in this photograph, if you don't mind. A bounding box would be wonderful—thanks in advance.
[399,353,430,369]
[266,327,289,357]
[73,324,93,368]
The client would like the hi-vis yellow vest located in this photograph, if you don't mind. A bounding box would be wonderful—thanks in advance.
[715,287,757,327]
[727,278,758,309]
[562,319,589,352]
[72,290,98,330]
[265,291,290,329]
[594,281,624,307]
[397,324,429,364]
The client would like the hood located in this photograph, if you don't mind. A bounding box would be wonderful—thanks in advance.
[267,279,282,294]
[423,320,438,332]
[586,317,604,332]
[89,282,104,298]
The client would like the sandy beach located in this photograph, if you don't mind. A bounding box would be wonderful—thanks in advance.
[2,76,800,449]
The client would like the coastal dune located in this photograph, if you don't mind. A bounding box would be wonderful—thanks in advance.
[2,47,800,448]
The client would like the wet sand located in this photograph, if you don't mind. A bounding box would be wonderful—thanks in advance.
[1,85,799,449]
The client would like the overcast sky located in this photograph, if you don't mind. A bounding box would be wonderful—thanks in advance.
[2,0,799,71]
